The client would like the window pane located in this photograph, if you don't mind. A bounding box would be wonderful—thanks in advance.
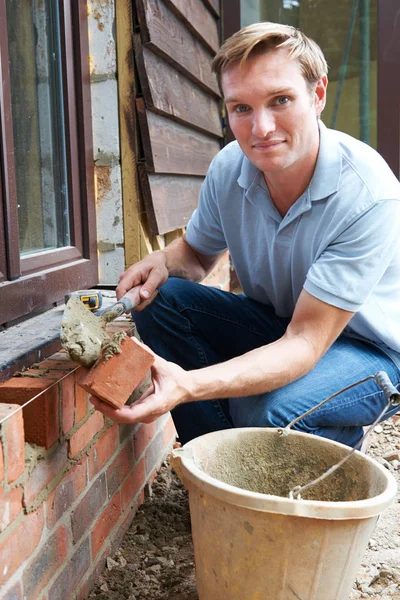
[6,0,70,255]
[240,0,378,148]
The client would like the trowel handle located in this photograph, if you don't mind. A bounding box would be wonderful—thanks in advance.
[115,295,134,313]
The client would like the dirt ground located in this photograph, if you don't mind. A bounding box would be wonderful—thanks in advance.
[88,418,400,600]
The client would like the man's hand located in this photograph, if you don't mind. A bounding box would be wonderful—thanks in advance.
[116,251,169,312]
[89,355,192,424]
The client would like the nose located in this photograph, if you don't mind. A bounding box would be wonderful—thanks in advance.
[251,109,276,138]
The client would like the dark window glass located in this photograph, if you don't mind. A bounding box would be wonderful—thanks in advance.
[6,0,70,254]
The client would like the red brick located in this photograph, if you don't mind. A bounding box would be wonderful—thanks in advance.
[105,321,134,335]
[23,444,68,508]
[48,538,90,600]
[87,425,119,480]
[68,411,104,457]
[61,374,75,435]
[75,549,109,600]
[145,431,165,476]
[0,439,4,483]
[134,422,155,459]
[0,506,44,586]
[121,457,145,512]
[0,404,25,483]
[46,461,87,530]
[75,375,88,424]
[0,372,65,448]
[162,415,177,447]
[71,472,107,543]
[0,484,23,533]
[22,525,69,600]
[91,491,121,557]
[78,336,154,409]
[106,440,134,497]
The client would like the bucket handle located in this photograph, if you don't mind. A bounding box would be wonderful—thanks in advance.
[277,371,400,500]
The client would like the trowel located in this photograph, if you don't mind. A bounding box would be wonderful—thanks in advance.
[61,291,140,368]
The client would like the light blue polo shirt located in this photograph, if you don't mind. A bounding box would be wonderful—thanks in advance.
[185,121,400,367]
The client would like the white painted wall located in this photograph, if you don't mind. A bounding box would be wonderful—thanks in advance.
[87,0,125,284]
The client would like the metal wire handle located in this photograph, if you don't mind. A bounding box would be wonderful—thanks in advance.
[276,371,400,500]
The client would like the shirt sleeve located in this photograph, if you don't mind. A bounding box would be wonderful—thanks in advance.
[304,199,400,312]
[185,162,228,256]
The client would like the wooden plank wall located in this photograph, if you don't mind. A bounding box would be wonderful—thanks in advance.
[134,0,222,236]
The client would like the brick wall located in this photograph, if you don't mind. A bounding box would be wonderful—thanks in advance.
[0,322,176,600]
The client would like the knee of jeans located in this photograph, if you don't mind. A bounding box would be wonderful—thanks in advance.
[132,293,163,337]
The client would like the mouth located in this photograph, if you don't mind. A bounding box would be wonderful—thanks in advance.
[252,140,285,150]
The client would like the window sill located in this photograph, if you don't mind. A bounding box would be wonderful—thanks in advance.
[0,289,122,383]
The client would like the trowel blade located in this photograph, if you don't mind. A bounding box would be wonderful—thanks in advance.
[61,296,109,367]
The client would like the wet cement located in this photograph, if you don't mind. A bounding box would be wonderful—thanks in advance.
[60,297,109,367]
[197,431,384,502]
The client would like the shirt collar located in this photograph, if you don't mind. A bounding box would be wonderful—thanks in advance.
[237,120,342,201]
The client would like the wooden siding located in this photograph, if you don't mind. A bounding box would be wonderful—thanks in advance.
[134,0,222,235]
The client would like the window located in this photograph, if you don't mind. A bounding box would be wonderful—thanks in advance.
[241,0,378,148]
[0,0,97,326]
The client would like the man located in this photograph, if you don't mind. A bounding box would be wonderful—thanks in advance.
[91,23,400,447]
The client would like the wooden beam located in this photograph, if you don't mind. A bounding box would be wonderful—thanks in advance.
[202,0,220,18]
[116,0,142,266]
[138,168,203,235]
[136,101,220,176]
[135,41,223,138]
[163,0,220,53]
[136,0,220,96]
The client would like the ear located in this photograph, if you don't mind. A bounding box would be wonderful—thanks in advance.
[314,75,328,117]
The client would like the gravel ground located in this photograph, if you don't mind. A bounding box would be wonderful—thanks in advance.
[88,418,400,600]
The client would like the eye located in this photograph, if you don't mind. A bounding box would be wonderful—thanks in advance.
[234,105,250,114]
[276,96,290,106]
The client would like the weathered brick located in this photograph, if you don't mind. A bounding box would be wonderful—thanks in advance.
[0,373,63,448]
[78,336,154,409]
[46,461,87,530]
[37,355,77,370]
[75,549,109,600]
[0,484,23,533]
[134,422,155,460]
[48,538,90,600]
[106,440,134,497]
[0,506,44,586]
[119,422,137,443]
[145,431,165,476]
[87,425,119,480]
[61,374,75,435]
[68,411,104,457]
[0,405,25,484]
[22,525,69,600]
[7,410,25,484]
[23,444,68,508]
[71,472,107,543]
[74,368,88,424]
[91,491,121,557]
[0,581,22,600]
[121,457,145,512]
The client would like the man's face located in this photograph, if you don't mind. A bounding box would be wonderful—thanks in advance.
[222,49,327,177]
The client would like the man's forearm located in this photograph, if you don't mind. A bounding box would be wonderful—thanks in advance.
[182,332,319,402]
[163,237,222,282]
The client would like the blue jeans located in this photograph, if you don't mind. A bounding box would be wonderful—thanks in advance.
[134,278,400,446]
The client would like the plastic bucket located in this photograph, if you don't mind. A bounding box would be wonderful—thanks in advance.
[171,427,397,600]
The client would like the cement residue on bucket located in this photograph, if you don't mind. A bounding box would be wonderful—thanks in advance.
[196,430,382,502]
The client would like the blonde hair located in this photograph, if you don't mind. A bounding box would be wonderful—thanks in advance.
[212,22,328,86]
